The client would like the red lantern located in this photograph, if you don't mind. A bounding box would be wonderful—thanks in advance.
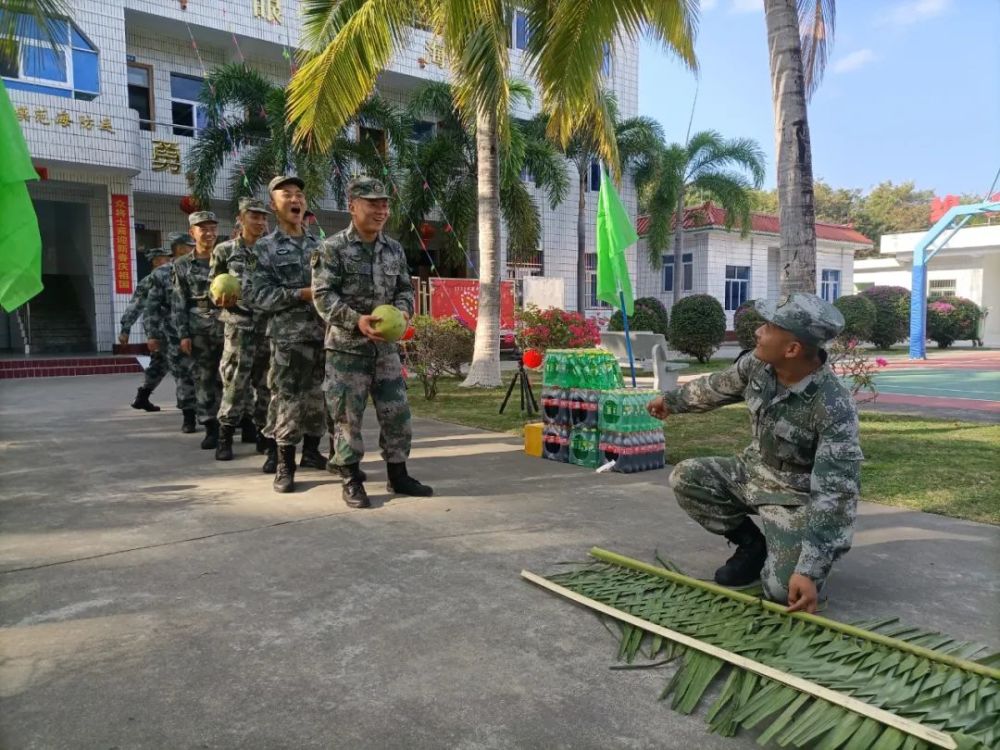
[419,222,435,242]
[522,348,543,369]
[179,195,200,214]
[401,326,415,342]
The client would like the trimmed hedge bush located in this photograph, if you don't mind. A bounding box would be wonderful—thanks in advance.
[860,286,911,349]
[833,294,877,343]
[608,296,670,336]
[927,296,981,348]
[733,300,766,350]
[669,294,726,363]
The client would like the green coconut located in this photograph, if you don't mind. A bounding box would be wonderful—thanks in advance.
[372,304,407,342]
[210,273,241,303]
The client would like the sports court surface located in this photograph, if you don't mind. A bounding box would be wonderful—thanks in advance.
[868,351,1000,417]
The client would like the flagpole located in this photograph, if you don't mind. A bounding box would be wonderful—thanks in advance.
[617,282,637,388]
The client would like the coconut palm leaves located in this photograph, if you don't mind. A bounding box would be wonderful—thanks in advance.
[0,0,71,65]
[186,62,407,210]
[526,549,999,749]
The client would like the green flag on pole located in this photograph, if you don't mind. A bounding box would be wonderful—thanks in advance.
[595,167,637,315]
[0,81,43,312]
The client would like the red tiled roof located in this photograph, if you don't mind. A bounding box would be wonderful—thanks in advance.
[636,202,873,245]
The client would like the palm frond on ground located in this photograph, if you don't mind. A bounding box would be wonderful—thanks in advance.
[534,550,999,749]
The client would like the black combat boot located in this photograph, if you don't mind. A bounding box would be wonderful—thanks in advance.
[240,416,257,444]
[181,408,197,434]
[256,428,268,454]
[386,462,433,497]
[200,419,220,450]
[273,445,296,493]
[714,517,768,588]
[328,463,367,482]
[131,387,160,412]
[215,424,235,461]
[262,438,278,474]
[299,434,328,470]
[342,464,370,509]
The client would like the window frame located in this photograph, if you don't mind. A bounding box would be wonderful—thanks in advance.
[3,16,100,99]
[511,10,530,51]
[585,252,611,309]
[127,62,155,132]
[662,253,693,293]
[170,72,208,137]
[588,160,601,192]
[820,268,841,302]
[724,264,751,311]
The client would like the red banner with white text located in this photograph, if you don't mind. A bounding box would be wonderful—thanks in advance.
[429,279,516,333]
[111,194,133,294]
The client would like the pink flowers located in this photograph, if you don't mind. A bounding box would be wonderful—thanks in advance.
[875,357,888,367]
[929,301,955,314]
[515,305,601,351]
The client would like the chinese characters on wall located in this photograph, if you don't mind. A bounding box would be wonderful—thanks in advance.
[15,106,114,133]
[111,194,133,295]
[252,0,283,24]
[151,141,182,174]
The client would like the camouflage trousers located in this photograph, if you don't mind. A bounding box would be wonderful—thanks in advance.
[190,331,224,422]
[325,350,411,467]
[217,322,270,429]
[264,339,325,446]
[141,337,195,410]
[669,456,822,604]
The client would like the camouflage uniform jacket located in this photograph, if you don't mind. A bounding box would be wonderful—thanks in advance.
[119,272,156,336]
[311,224,414,356]
[210,235,259,329]
[249,228,324,342]
[171,252,221,339]
[663,351,863,581]
[142,263,177,341]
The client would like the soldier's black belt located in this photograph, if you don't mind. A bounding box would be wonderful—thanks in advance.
[762,455,813,474]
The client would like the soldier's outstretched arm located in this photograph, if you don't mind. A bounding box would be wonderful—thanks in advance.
[661,351,758,415]
[311,243,362,330]
[119,285,144,333]
[795,401,863,583]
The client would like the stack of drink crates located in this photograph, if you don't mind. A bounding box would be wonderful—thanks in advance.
[540,349,665,473]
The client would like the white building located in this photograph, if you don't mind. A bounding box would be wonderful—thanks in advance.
[1,0,638,353]
[854,224,1000,346]
[630,204,872,331]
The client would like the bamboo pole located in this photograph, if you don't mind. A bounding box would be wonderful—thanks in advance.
[522,570,958,750]
[588,547,1000,680]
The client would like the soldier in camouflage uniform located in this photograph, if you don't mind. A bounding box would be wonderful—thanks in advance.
[166,233,198,431]
[647,293,862,613]
[250,176,329,492]
[119,247,173,412]
[312,176,432,509]
[173,211,225,450]
[211,197,272,461]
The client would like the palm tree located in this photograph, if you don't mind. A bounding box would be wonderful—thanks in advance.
[528,93,662,313]
[187,62,407,210]
[764,0,836,294]
[288,0,698,387]
[1,0,71,69]
[636,131,765,300]
[397,81,568,274]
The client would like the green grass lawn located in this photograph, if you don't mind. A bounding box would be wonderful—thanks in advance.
[409,378,1000,525]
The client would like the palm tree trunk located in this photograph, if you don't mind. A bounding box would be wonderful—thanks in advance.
[672,187,686,301]
[462,107,502,388]
[576,167,587,314]
[765,0,817,295]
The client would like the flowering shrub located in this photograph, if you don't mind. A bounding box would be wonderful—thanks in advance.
[828,337,888,402]
[514,305,601,352]
[860,286,911,349]
[733,300,766,350]
[833,294,877,343]
[406,315,474,400]
[927,296,981,348]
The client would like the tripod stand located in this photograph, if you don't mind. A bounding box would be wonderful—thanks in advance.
[499,360,538,416]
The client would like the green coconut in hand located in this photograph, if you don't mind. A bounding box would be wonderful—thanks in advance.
[210,273,241,305]
[372,304,407,342]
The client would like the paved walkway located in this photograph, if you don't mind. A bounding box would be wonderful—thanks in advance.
[1,375,998,749]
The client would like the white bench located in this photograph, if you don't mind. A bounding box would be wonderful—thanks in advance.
[599,331,689,390]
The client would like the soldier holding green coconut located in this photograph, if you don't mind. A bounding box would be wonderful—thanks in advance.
[312,176,432,508]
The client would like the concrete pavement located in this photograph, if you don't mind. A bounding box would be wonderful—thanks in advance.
[1,374,998,749]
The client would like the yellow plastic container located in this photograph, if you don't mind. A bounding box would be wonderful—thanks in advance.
[524,422,543,457]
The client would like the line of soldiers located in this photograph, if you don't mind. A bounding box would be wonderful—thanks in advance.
[119,175,432,508]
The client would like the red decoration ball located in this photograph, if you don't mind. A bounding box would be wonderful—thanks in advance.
[419,222,435,241]
[179,195,200,214]
[522,348,543,369]
[401,326,415,342]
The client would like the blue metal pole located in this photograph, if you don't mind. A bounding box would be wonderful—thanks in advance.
[618,289,637,387]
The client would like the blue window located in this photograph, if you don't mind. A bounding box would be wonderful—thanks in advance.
[589,160,601,192]
[512,11,529,50]
[170,73,208,137]
[725,265,751,311]
[602,43,612,76]
[1,15,100,100]
[821,269,841,302]
[662,253,693,292]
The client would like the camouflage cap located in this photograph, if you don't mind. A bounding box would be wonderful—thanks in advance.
[348,176,389,200]
[167,232,196,247]
[267,175,305,193]
[755,293,845,346]
[238,197,271,214]
[144,246,172,260]
[188,210,218,227]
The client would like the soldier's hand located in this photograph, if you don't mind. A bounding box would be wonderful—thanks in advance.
[647,396,670,420]
[358,315,387,342]
[147,338,161,353]
[118,333,129,345]
[180,338,193,356]
[786,574,818,614]
[214,292,238,308]
[299,287,314,302]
